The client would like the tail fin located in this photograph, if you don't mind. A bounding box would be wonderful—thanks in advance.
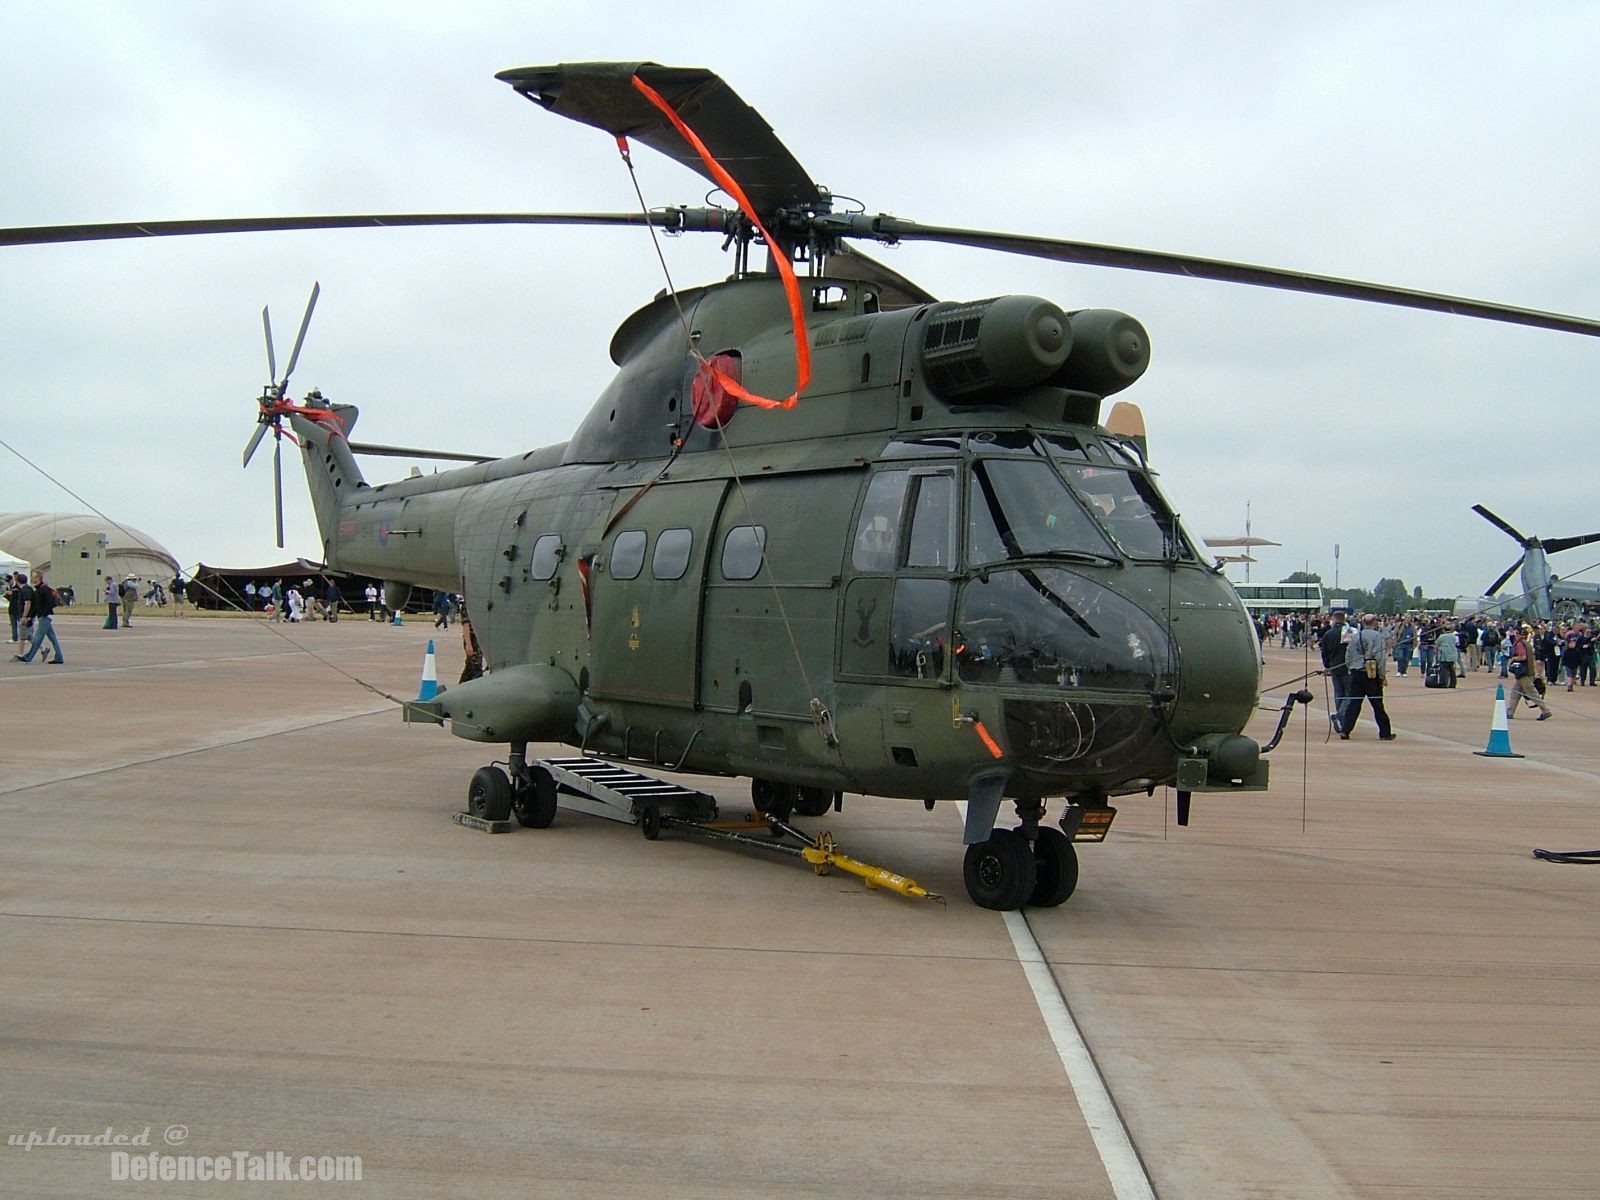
[289,402,365,568]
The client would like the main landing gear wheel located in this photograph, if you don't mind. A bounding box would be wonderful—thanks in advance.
[792,785,835,818]
[751,778,793,835]
[963,828,1038,911]
[1029,827,1079,908]
[512,765,558,829]
[468,765,512,823]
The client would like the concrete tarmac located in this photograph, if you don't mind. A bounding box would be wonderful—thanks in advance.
[2,616,1596,1197]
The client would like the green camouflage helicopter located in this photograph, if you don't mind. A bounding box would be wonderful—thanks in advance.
[9,62,1600,909]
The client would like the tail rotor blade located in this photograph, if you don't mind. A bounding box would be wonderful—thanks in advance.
[273,434,285,549]
[280,281,320,388]
[242,421,270,468]
[1485,556,1524,598]
[1472,504,1529,545]
[262,305,277,383]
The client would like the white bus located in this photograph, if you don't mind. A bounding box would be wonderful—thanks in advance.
[1231,581,1326,614]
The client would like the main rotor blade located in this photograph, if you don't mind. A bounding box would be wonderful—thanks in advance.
[0,211,723,247]
[241,421,269,469]
[1540,531,1600,556]
[832,217,1600,338]
[1485,557,1524,597]
[273,435,285,550]
[497,62,824,219]
[281,281,320,388]
[1472,504,1530,545]
[262,305,277,382]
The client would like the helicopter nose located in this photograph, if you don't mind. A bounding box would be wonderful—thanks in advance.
[1166,604,1261,736]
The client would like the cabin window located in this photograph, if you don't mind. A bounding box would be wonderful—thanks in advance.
[610,530,646,580]
[529,534,562,581]
[851,469,910,572]
[904,470,957,569]
[652,528,694,581]
[720,525,766,581]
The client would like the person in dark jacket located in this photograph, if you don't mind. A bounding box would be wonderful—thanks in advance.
[12,569,64,665]
[1319,610,1351,727]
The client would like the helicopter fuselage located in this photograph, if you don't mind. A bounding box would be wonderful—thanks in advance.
[292,273,1262,810]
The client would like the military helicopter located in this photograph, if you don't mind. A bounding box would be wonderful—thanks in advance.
[8,61,1600,909]
[1473,504,1600,621]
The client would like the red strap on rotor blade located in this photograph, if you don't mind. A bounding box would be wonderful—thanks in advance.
[630,73,810,410]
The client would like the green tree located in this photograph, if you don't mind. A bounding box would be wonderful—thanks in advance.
[1280,571,1323,584]
[1373,578,1410,614]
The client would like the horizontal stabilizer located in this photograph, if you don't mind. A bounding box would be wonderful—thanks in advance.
[348,441,494,464]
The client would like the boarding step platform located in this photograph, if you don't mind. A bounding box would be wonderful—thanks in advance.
[538,756,719,831]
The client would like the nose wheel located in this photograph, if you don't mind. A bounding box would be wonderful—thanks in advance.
[962,824,1080,911]
[963,829,1036,910]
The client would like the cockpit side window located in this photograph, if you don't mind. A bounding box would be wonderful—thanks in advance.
[904,471,957,570]
[851,469,910,572]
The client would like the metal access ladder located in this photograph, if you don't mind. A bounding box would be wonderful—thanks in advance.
[534,756,940,903]
[537,756,719,828]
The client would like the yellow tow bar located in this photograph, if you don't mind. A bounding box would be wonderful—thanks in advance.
[800,832,941,902]
[661,816,942,903]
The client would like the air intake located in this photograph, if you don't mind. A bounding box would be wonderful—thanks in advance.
[921,295,1071,399]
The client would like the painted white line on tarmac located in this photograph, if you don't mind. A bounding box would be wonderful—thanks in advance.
[1001,910,1158,1200]
[957,803,1157,1200]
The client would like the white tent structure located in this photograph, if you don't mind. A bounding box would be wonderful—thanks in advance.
[0,512,178,584]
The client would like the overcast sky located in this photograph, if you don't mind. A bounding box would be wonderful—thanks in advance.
[3,3,1598,599]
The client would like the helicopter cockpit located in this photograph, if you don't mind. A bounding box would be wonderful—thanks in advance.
[851,429,1202,691]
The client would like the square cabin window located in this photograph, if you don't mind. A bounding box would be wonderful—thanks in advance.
[529,534,562,581]
[721,525,766,580]
[610,530,646,580]
[652,528,693,580]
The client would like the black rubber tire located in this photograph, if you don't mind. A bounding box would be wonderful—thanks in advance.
[468,765,513,823]
[640,804,662,840]
[962,829,1038,911]
[751,779,793,826]
[792,785,834,818]
[512,765,558,829]
[1029,827,1080,908]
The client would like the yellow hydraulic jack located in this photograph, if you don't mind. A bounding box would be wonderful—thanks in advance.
[658,812,942,904]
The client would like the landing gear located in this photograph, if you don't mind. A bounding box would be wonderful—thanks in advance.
[962,829,1037,911]
[793,785,837,818]
[512,764,558,829]
[959,797,1082,910]
[1028,827,1079,908]
[467,765,512,822]
[751,778,793,823]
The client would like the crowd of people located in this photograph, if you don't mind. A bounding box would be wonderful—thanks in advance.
[7,566,466,667]
[1257,608,1596,735]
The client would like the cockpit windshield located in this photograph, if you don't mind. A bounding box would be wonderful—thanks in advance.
[1056,463,1193,561]
[967,459,1113,566]
[956,567,1172,691]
